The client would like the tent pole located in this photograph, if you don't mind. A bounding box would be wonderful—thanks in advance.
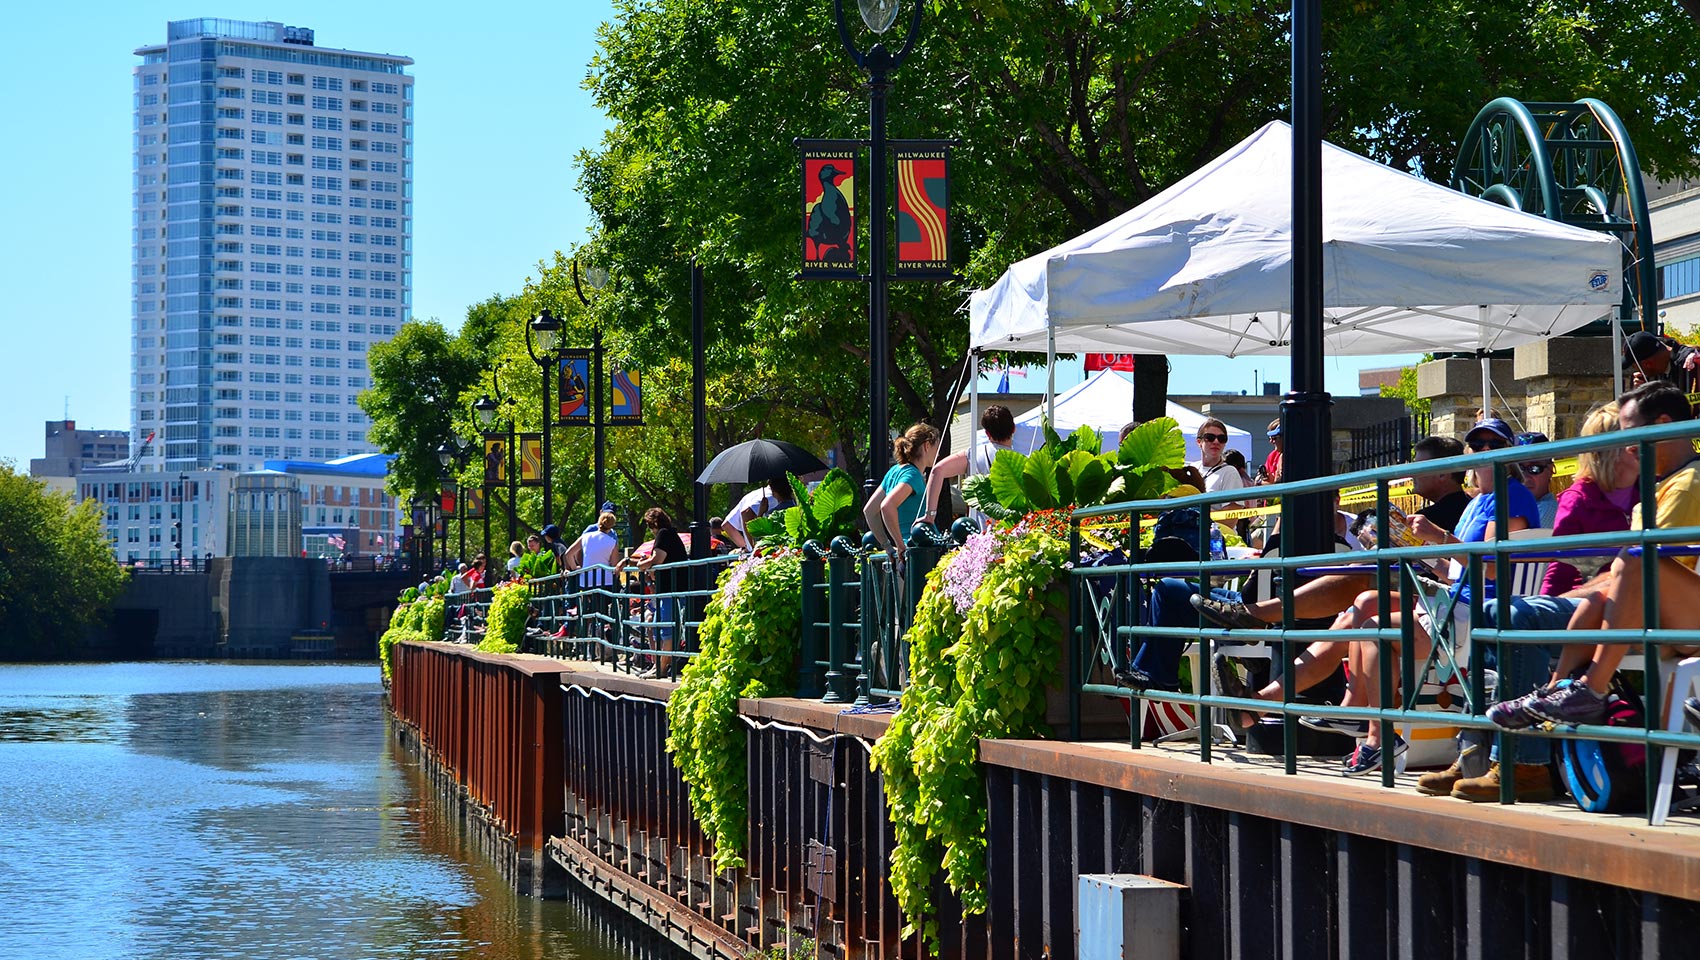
[1046,324,1057,428]
[1613,319,1625,399]
[968,349,980,474]
[1478,306,1492,419]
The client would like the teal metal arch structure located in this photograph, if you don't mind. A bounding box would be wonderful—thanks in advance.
[1452,97,1658,334]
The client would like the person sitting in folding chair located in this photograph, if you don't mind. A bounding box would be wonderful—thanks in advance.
[1493,381,1700,727]
[1333,418,1537,775]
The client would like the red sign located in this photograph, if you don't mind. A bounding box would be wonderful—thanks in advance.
[1085,354,1136,372]
[800,143,857,278]
[895,146,949,275]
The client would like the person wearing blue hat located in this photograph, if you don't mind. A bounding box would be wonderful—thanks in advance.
[1514,430,1558,527]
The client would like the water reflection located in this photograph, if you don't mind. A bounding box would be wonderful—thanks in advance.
[0,663,656,960]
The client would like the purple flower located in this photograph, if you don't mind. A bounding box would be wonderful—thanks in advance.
[941,530,1002,615]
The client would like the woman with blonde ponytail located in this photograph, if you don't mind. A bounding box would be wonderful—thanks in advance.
[862,423,940,565]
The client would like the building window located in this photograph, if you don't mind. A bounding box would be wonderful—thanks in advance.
[1663,255,1700,301]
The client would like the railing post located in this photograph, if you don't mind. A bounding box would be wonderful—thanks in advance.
[825,536,857,704]
[798,541,827,699]
[1068,517,1082,741]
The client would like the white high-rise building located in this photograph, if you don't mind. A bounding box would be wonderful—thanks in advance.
[132,19,413,473]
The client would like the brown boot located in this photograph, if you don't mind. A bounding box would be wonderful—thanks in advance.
[1451,762,1555,803]
[1415,755,1467,796]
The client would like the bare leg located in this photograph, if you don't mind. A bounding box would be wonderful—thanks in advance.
[1244,572,1377,623]
[1355,609,1434,749]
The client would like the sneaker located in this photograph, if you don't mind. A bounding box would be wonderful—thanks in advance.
[1685,696,1700,731]
[1451,762,1555,803]
[1113,665,1153,691]
[1342,736,1408,776]
[1486,686,1552,730]
[1191,594,1272,630]
[1527,681,1609,726]
[1210,653,1261,728]
[1299,715,1370,737]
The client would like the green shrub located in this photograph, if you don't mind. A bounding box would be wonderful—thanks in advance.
[666,550,802,870]
[477,581,531,654]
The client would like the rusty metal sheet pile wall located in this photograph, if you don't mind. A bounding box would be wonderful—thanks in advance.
[394,645,1700,959]
[389,642,565,858]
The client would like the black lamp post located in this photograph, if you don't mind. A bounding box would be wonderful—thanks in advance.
[833,0,923,491]
[410,495,431,574]
[572,258,610,513]
[437,440,472,562]
[1282,0,1332,561]
[525,308,563,528]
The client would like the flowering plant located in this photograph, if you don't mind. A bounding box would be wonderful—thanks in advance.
[940,529,1001,616]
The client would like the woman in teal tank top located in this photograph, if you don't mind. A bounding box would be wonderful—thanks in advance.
[863,422,940,565]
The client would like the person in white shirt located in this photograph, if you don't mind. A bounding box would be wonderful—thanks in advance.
[922,405,1019,526]
[1187,417,1247,508]
[722,477,786,551]
[564,512,620,587]
[448,563,471,595]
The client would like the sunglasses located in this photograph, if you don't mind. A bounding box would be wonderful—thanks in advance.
[1198,433,1229,444]
[1520,462,1551,475]
[1467,438,1508,451]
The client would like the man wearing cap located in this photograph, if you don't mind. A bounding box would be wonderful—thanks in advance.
[1514,431,1558,528]
[1258,419,1283,484]
[1624,330,1699,390]
[541,523,571,572]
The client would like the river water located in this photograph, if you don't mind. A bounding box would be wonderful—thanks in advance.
[0,662,643,960]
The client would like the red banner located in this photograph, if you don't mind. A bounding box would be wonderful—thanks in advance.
[1085,354,1136,372]
[895,145,950,275]
[801,143,857,278]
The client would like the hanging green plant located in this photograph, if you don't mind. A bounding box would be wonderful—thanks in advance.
[665,549,803,871]
[378,603,412,682]
[477,581,531,654]
[870,528,1070,954]
[963,418,1185,520]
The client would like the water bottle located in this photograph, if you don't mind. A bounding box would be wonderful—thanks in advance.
[1208,524,1226,562]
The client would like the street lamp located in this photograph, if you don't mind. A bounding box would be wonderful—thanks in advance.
[476,364,520,550]
[525,308,562,527]
[832,0,923,492]
[571,257,610,512]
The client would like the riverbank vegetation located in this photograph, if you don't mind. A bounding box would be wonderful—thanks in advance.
[0,465,128,660]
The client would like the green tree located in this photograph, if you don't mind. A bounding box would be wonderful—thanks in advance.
[0,465,129,659]
[577,0,1700,443]
[359,318,485,502]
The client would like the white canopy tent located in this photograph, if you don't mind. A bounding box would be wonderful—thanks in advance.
[1005,369,1253,464]
[966,120,1623,428]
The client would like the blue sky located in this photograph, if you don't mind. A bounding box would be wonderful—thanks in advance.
[0,1,1414,469]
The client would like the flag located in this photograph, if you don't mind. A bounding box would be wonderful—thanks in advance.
[374,535,385,546]
[142,431,156,445]
[996,368,1010,394]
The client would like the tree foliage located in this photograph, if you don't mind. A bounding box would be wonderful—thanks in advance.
[360,317,485,501]
[576,0,1700,460]
[0,466,129,659]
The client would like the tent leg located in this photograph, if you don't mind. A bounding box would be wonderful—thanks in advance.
[1046,324,1057,428]
[1478,306,1491,420]
[1613,320,1625,400]
[969,349,980,473]
[1480,354,1491,420]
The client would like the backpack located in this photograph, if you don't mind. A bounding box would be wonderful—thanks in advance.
[1147,507,1204,563]
[1556,678,1647,814]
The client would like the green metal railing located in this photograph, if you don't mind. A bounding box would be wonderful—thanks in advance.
[1068,418,1700,817]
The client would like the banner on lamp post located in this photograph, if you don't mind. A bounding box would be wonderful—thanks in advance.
[798,139,859,279]
[438,487,457,516]
[482,435,508,485]
[557,352,592,425]
[465,486,486,520]
[893,141,953,278]
[609,368,643,425]
[517,434,543,486]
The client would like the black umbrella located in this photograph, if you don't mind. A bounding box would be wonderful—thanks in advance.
[696,439,828,485]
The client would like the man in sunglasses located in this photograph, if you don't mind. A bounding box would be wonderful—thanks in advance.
[1514,431,1558,528]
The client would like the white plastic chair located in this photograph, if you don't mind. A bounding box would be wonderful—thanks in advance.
[1651,656,1700,825]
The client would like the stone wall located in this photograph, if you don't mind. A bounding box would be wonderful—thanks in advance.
[1515,337,1618,439]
